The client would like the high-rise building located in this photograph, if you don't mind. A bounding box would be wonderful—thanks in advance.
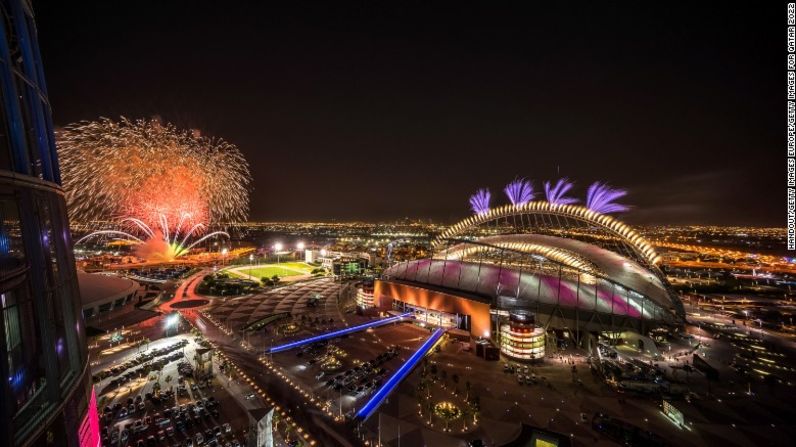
[0,1,93,445]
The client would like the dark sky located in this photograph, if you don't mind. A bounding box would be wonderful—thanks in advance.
[34,1,782,225]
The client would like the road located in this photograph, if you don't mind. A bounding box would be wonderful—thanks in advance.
[165,270,361,445]
[183,310,359,447]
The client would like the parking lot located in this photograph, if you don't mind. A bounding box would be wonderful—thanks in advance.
[94,331,256,447]
[268,321,429,418]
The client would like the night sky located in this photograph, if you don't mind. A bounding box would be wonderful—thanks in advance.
[35,2,782,225]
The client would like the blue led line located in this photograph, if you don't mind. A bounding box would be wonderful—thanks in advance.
[356,327,445,421]
[265,312,413,354]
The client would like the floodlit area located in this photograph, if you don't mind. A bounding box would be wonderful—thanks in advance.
[224,262,316,280]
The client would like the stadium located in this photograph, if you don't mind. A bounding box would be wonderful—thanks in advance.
[373,201,685,360]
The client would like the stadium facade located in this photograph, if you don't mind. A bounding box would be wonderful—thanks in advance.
[0,1,94,445]
[374,202,684,357]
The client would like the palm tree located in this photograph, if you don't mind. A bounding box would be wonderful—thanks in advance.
[461,405,472,431]
[470,400,480,426]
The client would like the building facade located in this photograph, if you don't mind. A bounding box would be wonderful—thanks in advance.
[0,1,92,445]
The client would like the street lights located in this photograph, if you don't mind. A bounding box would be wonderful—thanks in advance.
[296,242,305,261]
[249,253,254,280]
[274,242,283,264]
[165,313,180,337]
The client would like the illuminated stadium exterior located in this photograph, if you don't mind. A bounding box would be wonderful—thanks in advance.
[374,202,685,351]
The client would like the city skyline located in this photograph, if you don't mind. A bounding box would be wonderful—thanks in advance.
[34,2,781,225]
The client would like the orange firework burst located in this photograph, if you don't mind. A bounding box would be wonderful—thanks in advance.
[57,117,250,260]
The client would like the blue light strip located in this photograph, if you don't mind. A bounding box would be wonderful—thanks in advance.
[265,312,413,354]
[356,327,445,421]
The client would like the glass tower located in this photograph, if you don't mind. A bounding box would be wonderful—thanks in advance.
[0,0,91,445]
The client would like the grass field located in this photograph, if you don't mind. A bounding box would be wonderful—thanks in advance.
[226,262,314,279]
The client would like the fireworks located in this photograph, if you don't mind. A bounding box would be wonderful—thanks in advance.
[469,188,491,215]
[58,117,250,260]
[586,182,629,214]
[504,178,534,205]
[543,178,578,205]
[468,177,631,215]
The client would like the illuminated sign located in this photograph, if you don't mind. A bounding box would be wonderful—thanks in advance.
[78,387,100,447]
[663,399,684,426]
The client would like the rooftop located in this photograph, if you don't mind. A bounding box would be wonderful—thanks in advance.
[78,271,139,307]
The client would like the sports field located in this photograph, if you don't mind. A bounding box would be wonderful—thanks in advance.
[226,262,314,279]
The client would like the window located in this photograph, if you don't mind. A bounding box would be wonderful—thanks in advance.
[1,285,45,415]
[14,75,41,178]
[0,196,25,277]
[0,78,13,170]
[37,195,75,379]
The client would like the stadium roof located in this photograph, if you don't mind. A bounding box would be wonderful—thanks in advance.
[384,234,681,323]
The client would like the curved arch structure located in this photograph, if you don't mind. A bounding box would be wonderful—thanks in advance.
[435,239,599,276]
[433,202,661,267]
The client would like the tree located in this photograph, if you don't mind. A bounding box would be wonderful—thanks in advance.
[461,405,472,430]
[416,387,425,416]
[468,398,481,427]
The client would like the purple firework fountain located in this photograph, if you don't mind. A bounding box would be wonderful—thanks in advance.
[469,188,491,215]
[543,178,578,205]
[504,178,534,205]
[586,182,629,213]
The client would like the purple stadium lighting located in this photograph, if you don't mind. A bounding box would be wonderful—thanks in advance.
[469,188,491,215]
[504,178,534,205]
[544,178,578,205]
[586,182,629,214]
